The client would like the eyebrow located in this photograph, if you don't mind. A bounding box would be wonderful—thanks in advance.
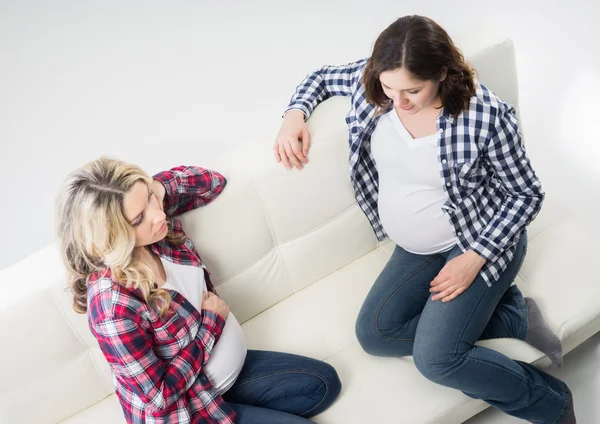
[130,186,152,225]
[381,83,422,91]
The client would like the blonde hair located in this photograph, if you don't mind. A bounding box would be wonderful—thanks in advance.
[56,157,178,316]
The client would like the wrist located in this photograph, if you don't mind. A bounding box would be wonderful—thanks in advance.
[467,250,487,267]
[285,109,306,122]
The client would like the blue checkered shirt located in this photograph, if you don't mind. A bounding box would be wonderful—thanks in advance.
[284,58,545,285]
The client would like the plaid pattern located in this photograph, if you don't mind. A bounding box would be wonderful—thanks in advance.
[87,166,235,423]
[285,59,544,285]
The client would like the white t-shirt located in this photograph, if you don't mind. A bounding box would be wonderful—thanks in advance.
[160,258,247,394]
[371,109,457,254]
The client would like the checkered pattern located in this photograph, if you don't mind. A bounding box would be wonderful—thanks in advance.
[285,59,544,285]
[87,166,235,423]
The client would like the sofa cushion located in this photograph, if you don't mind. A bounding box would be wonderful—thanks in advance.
[60,193,600,424]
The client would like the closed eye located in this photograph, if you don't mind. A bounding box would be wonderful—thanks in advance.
[131,187,153,226]
[133,213,144,227]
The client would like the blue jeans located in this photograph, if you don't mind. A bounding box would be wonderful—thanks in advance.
[222,350,341,423]
[356,232,572,423]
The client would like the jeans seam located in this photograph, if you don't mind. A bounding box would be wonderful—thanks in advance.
[551,382,571,424]
[514,244,529,341]
[374,255,442,342]
[453,240,529,355]
[452,282,489,358]
[515,287,529,341]
[551,399,569,424]
[457,355,566,404]
[230,370,329,417]
[464,357,564,402]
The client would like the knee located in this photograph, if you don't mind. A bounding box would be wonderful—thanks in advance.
[320,362,342,401]
[355,314,384,355]
[355,313,414,357]
[413,339,460,385]
[304,362,342,417]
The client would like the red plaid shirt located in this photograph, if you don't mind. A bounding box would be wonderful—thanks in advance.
[87,166,236,424]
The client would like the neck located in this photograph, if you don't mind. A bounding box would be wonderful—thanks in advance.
[133,245,152,260]
[430,95,443,110]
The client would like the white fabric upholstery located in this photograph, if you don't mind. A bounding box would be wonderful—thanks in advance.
[1,30,599,424]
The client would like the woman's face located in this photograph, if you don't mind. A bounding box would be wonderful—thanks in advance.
[379,67,446,115]
[123,181,168,247]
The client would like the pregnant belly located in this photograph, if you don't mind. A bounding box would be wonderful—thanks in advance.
[204,312,247,394]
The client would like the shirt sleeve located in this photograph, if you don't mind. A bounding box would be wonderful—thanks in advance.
[152,166,227,217]
[469,104,545,263]
[283,58,369,120]
[93,309,225,412]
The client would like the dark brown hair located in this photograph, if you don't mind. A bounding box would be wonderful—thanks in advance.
[363,15,476,118]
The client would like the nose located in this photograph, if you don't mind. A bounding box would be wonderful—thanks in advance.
[392,93,408,107]
[151,209,166,227]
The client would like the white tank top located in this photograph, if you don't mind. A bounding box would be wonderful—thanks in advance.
[160,258,247,394]
[371,109,457,254]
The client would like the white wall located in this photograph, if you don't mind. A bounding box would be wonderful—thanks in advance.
[1,0,599,270]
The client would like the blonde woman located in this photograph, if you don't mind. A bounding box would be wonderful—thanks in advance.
[56,157,341,424]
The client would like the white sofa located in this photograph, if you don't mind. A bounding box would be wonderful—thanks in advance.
[2,31,600,424]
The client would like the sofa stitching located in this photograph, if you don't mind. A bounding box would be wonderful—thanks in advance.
[214,199,359,289]
[527,216,572,244]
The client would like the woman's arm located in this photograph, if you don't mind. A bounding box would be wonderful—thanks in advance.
[470,105,545,263]
[275,58,368,169]
[283,58,369,121]
[151,166,227,218]
[93,305,226,411]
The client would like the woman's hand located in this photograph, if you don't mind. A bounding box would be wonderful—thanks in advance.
[150,179,166,211]
[201,291,230,320]
[273,109,311,170]
[430,250,487,302]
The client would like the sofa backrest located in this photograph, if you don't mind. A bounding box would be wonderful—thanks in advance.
[181,31,522,323]
[0,29,520,424]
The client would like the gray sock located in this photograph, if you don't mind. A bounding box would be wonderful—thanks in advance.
[524,297,564,368]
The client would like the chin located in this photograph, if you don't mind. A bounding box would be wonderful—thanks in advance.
[152,236,166,245]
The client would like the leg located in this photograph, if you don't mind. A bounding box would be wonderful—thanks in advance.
[413,235,572,423]
[228,403,317,424]
[355,243,528,357]
[355,245,446,356]
[222,350,341,421]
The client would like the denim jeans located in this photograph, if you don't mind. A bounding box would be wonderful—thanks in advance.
[355,232,572,423]
[222,350,341,423]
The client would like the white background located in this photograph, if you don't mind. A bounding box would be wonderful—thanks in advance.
[1,0,599,271]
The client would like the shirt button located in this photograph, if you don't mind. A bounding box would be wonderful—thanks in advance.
[441,159,447,164]
[438,128,443,133]
[457,232,462,236]
[446,182,451,187]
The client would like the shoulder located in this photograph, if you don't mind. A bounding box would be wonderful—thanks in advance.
[87,268,148,326]
[467,82,515,119]
[352,57,370,72]
[455,82,517,137]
